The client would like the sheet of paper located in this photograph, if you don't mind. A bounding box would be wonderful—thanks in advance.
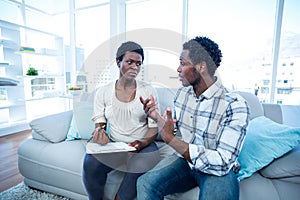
[86,142,136,154]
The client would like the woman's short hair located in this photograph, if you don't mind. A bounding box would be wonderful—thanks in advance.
[116,41,144,62]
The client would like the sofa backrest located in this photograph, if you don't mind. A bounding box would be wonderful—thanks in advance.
[262,103,283,124]
[156,87,177,113]
[156,88,264,121]
[235,91,264,120]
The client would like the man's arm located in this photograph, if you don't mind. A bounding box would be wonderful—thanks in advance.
[139,95,159,121]
[157,108,192,163]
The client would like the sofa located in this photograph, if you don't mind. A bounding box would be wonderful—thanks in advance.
[18,88,300,200]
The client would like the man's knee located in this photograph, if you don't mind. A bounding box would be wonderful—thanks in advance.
[137,173,148,189]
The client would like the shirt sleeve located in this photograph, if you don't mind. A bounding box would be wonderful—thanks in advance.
[190,98,250,176]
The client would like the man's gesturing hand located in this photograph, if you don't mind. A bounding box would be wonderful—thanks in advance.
[139,95,159,121]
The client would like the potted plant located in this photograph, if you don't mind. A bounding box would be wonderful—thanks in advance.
[26,67,38,76]
[68,86,83,95]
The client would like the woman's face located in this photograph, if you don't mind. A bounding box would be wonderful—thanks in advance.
[117,51,142,80]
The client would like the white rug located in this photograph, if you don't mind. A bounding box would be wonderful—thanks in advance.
[0,182,70,200]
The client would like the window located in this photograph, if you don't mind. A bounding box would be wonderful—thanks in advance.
[277,0,300,105]
[0,0,23,24]
[188,0,275,95]
[263,80,270,85]
[75,4,110,58]
[261,87,269,94]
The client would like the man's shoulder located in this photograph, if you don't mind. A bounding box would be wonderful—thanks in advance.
[221,90,249,109]
[177,86,192,94]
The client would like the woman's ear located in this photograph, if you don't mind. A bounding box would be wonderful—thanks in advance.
[116,60,121,68]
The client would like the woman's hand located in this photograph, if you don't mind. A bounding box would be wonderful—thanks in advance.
[92,127,109,144]
[128,140,145,152]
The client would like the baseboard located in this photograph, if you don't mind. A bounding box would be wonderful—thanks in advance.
[0,122,30,137]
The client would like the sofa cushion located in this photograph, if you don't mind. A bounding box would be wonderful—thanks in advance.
[30,111,73,143]
[237,116,300,181]
[66,101,94,140]
[260,144,300,179]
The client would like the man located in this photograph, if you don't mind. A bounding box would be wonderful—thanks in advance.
[138,36,250,200]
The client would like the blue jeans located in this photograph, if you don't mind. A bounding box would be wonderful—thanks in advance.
[82,142,160,200]
[137,154,239,200]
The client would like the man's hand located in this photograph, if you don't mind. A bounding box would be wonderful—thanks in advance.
[139,95,159,121]
[158,108,176,143]
[92,127,109,144]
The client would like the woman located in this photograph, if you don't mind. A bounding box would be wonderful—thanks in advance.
[82,41,161,200]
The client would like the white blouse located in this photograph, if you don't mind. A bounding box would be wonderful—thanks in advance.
[92,80,158,143]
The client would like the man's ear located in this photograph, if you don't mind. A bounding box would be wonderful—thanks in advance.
[196,61,207,73]
[195,64,201,72]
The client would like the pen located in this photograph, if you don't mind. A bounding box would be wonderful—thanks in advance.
[87,124,106,143]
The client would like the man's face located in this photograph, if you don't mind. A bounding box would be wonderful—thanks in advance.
[177,49,200,87]
[117,51,142,80]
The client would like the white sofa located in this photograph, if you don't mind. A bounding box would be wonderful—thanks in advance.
[18,88,300,200]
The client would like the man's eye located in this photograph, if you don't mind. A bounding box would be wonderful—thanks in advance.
[127,60,133,65]
[136,62,142,66]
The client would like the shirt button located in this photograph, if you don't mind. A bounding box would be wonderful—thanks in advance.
[190,116,193,118]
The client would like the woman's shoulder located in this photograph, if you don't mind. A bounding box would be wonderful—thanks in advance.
[137,80,156,92]
[95,82,114,95]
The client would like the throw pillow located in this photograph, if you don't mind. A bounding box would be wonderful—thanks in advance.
[66,101,94,141]
[30,110,73,143]
[237,116,300,181]
[65,115,81,141]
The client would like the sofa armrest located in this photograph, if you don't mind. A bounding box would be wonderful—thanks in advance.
[30,110,73,143]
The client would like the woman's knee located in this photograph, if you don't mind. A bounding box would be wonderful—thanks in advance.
[83,154,98,171]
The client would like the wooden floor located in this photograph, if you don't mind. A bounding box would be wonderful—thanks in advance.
[0,129,32,192]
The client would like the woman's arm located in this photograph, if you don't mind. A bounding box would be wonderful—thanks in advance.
[129,127,158,151]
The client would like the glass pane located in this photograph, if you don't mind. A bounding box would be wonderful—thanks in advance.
[75,5,110,58]
[188,0,276,97]
[25,0,69,15]
[25,9,54,33]
[126,0,182,33]
[75,0,109,9]
[126,0,182,88]
[0,0,23,25]
[276,0,300,105]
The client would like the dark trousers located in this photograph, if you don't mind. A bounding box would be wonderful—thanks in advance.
[82,142,160,200]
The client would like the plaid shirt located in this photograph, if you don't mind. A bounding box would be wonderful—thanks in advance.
[174,78,250,176]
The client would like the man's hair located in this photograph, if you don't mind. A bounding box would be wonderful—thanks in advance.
[116,41,144,62]
[183,36,222,77]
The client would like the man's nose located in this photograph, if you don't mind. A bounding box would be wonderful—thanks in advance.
[177,65,182,72]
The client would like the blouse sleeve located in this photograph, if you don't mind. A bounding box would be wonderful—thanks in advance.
[91,87,107,123]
